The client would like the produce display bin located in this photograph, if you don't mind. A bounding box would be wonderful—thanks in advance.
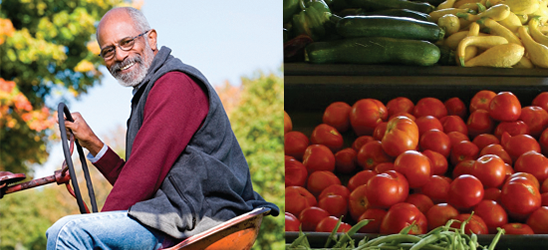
[284,62,548,249]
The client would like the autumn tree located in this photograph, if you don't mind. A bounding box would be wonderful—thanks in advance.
[0,0,140,175]
[229,70,285,250]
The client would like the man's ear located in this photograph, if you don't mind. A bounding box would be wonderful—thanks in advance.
[147,29,158,51]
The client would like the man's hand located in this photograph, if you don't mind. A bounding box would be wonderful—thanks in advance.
[59,112,104,157]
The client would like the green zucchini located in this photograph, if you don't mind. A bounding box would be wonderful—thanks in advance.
[337,8,432,22]
[347,0,435,14]
[305,37,441,66]
[336,16,444,41]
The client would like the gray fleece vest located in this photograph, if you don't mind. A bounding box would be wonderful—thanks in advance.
[125,46,279,239]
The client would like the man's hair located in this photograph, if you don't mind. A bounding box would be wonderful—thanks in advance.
[96,7,151,39]
[125,7,151,33]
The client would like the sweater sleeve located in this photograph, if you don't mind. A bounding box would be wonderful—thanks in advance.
[95,71,209,211]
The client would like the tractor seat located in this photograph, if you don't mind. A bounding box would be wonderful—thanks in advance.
[163,207,271,250]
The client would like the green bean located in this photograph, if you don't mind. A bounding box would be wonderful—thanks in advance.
[358,234,422,249]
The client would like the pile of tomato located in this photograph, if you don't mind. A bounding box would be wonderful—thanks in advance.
[285,90,548,235]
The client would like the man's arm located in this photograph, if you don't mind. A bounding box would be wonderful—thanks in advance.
[97,72,209,211]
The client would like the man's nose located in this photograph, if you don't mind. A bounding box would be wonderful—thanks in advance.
[114,46,129,61]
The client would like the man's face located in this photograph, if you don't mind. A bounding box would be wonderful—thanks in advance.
[97,12,155,87]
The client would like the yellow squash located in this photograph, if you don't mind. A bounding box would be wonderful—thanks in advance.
[529,17,548,46]
[519,25,548,68]
[439,14,461,36]
[457,4,511,21]
[457,35,509,66]
[513,55,535,68]
[498,12,522,33]
[480,18,523,45]
[430,8,472,22]
[438,0,457,10]
[505,0,540,14]
[465,43,525,67]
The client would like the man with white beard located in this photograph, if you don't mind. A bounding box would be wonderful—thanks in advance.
[46,7,278,250]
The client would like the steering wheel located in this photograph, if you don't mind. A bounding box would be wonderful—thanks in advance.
[58,102,98,214]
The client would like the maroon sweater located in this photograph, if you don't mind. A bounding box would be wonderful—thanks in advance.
[94,71,209,211]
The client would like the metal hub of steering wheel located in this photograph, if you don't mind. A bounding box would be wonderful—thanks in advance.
[58,102,98,214]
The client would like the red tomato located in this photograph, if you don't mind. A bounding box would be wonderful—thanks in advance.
[489,91,522,122]
[444,97,467,119]
[543,178,548,193]
[310,124,344,152]
[479,144,512,165]
[380,202,428,234]
[348,184,371,221]
[440,115,468,135]
[526,206,548,233]
[381,116,419,157]
[318,194,348,218]
[467,109,495,139]
[352,135,375,152]
[515,151,548,183]
[470,90,497,113]
[394,150,431,188]
[448,174,484,210]
[334,147,357,174]
[508,172,540,190]
[357,208,387,233]
[473,200,508,233]
[472,133,500,151]
[415,115,444,135]
[373,122,388,141]
[520,106,548,138]
[299,206,330,231]
[472,154,506,188]
[316,216,352,233]
[533,92,548,112]
[285,212,300,232]
[347,170,376,192]
[501,177,541,220]
[540,127,548,156]
[319,184,350,201]
[447,131,470,146]
[284,131,309,160]
[494,120,530,139]
[306,171,341,197]
[451,214,489,234]
[405,193,434,215]
[426,203,459,230]
[350,98,387,136]
[366,170,409,209]
[414,97,448,119]
[501,132,541,162]
[483,187,502,202]
[422,150,448,175]
[323,101,352,133]
[357,140,392,170]
[450,140,479,166]
[284,111,292,134]
[374,162,395,173]
[420,175,451,203]
[542,192,548,206]
[452,159,476,179]
[386,97,414,117]
[286,186,317,216]
[420,130,451,158]
[285,158,308,187]
[389,112,416,122]
[302,144,336,172]
[501,223,535,235]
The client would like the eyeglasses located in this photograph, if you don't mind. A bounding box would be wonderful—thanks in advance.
[99,30,150,60]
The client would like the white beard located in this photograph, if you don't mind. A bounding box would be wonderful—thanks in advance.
[110,41,155,87]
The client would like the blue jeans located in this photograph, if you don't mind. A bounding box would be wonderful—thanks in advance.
[46,210,170,250]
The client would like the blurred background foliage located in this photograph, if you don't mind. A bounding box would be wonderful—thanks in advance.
[0,0,284,249]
